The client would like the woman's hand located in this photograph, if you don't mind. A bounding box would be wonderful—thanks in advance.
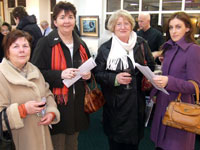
[153,75,168,88]
[24,101,46,115]
[38,112,54,125]
[81,71,91,80]
[116,72,132,85]
[152,51,163,59]
[61,68,79,79]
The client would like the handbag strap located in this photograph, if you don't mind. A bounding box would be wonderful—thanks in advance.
[177,80,199,104]
[0,107,13,140]
[141,42,147,65]
[84,73,98,92]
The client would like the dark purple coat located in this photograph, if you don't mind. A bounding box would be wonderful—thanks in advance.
[150,37,200,150]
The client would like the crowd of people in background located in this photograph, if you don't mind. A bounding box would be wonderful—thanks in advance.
[0,1,200,150]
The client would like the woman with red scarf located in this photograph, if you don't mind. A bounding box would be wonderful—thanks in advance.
[31,1,91,150]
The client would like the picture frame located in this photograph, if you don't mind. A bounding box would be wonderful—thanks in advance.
[79,16,99,37]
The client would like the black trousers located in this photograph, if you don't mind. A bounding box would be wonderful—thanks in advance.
[108,138,138,150]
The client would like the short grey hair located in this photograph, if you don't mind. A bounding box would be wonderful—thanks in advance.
[40,20,49,26]
[138,12,151,21]
[107,9,135,32]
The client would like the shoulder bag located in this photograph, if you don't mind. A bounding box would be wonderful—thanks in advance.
[162,80,200,134]
[141,43,153,91]
[84,74,105,114]
[0,107,15,150]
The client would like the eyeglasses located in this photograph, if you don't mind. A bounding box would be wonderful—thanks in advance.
[1,29,9,33]
[116,22,131,28]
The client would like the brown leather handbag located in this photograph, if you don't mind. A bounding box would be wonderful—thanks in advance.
[84,75,105,114]
[162,80,200,134]
[141,43,152,91]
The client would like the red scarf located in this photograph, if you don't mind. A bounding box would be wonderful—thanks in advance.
[51,43,88,105]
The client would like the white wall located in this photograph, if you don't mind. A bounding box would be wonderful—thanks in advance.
[39,0,51,25]
[56,0,104,57]
[26,0,40,21]
[73,0,104,57]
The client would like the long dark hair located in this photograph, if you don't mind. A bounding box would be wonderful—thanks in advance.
[162,12,195,55]
[165,12,195,43]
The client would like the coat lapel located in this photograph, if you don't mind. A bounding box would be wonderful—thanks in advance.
[0,59,39,87]
[162,46,178,75]
[73,31,81,56]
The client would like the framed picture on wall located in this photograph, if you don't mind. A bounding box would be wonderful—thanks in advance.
[79,16,99,37]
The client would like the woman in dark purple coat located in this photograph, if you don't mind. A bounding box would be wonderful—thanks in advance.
[150,12,200,150]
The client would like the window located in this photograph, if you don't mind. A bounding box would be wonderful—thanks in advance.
[107,0,120,12]
[185,0,200,10]
[142,0,159,11]
[151,14,159,28]
[17,0,26,7]
[8,0,15,8]
[162,0,182,10]
[106,0,200,34]
[124,0,139,11]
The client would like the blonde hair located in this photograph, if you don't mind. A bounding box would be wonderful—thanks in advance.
[107,9,135,32]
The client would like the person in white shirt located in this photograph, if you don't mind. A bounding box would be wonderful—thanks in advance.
[40,20,52,36]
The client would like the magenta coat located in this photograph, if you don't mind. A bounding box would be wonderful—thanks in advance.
[150,37,200,150]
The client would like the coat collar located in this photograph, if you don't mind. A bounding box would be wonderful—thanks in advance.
[163,37,193,51]
[47,29,82,54]
[0,58,40,86]
[162,37,193,75]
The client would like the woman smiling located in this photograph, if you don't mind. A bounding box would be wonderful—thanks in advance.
[0,29,60,150]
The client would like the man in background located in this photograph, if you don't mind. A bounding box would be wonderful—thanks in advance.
[40,20,52,36]
[12,6,42,57]
[137,13,164,64]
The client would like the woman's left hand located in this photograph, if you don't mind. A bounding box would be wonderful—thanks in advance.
[153,75,168,88]
[81,71,91,80]
[38,112,54,125]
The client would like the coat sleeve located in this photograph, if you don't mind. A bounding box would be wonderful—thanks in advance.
[31,38,63,88]
[143,40,156,71]
[94,45,117,87]
[0,77,24,130]
[166,44,200,94]
[39,72,60,124]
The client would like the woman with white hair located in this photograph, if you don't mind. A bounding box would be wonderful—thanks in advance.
[94,10,155,150]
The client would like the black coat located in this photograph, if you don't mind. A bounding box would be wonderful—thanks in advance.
[94,36,155,144]
[17,15,42,56]
[31,29,91,134]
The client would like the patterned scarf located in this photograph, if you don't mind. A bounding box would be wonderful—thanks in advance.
[51,43,88,105]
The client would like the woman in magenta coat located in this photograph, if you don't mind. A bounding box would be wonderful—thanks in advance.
[150,12,200,150]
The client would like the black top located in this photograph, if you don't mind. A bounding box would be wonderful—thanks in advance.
[137,27,164,52]
[17,15,42,57]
